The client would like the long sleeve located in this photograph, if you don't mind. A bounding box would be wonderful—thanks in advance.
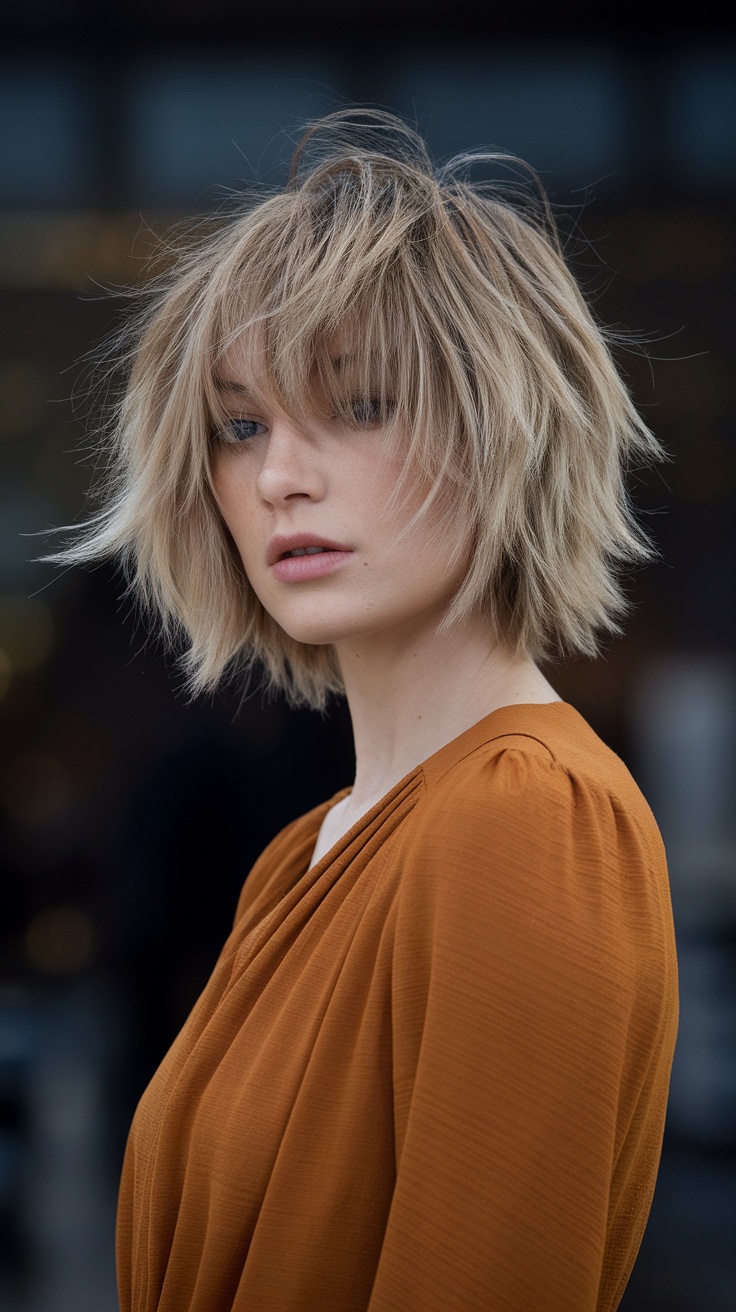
[369,742,678,1312]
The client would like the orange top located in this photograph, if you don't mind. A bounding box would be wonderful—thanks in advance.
[117,703,678,1312]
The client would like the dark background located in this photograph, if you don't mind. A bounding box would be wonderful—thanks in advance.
[1,4,735,1309]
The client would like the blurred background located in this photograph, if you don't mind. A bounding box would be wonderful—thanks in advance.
[1,3,735,1309]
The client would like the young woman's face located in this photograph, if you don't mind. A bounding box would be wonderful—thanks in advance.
[210,347,472,654]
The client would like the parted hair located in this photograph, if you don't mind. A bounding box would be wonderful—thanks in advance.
[54,110,661,708]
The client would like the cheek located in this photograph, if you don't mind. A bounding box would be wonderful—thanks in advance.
[211,457,255,545]
[210,448,239,509]
[408,506,472,591]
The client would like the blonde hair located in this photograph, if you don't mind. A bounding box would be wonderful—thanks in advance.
[54,110,661,708]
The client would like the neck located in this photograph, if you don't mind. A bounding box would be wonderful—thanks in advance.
[334,615,560,817]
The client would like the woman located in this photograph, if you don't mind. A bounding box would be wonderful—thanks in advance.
[58,112,678,1310]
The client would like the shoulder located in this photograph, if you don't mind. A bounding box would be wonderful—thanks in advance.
[396,705,674,983]
[390,707,678,1068]
[415,703,665,878]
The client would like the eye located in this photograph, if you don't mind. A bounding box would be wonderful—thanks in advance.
[219,418,267,444]
[349,397,394,426]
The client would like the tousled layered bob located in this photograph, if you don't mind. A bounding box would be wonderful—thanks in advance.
[54,111,661,708]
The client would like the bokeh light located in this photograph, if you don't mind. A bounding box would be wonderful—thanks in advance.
[24,905,98,974]
[0,750,73,826]
[0,593,55,674]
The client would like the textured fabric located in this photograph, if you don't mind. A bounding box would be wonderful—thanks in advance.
[117,702,678,1311]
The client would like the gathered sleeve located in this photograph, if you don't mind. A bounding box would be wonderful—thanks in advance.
[369,742,678,1312]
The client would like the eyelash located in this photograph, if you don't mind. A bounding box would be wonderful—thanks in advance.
[219,418,267,444]
[348,397,387,426]
[215,397,393,444]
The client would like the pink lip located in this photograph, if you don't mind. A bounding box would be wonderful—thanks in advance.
[267,533,354,583]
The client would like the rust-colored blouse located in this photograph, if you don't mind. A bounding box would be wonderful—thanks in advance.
[117,703,678,1311]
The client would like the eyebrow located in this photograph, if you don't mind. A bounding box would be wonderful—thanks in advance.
[214,377,256,395]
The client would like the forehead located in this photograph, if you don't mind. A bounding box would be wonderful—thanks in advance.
[214,339,270,403]
[213,329,375,406]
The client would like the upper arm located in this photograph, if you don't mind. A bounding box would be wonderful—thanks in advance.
[369,748,676,1311]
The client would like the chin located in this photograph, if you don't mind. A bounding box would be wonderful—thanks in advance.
[277,621,358,648]
[271,610,351,647]
[272,604,384,649]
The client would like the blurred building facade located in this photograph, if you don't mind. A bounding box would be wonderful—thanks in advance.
[0,5,735,1309]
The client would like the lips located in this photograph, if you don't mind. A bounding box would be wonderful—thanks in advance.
[266,533,352,567]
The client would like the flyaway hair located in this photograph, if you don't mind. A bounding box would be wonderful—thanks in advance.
[50,109,662,708]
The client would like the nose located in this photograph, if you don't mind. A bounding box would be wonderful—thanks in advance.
[255,417,326,508]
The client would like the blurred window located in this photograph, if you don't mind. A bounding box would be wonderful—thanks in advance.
[386,48,627,190]
[0,59,94,207]
[126,57,344,206]
[670,48,736,189]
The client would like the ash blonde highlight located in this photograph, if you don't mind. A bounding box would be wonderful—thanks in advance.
[51,110,662,708]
